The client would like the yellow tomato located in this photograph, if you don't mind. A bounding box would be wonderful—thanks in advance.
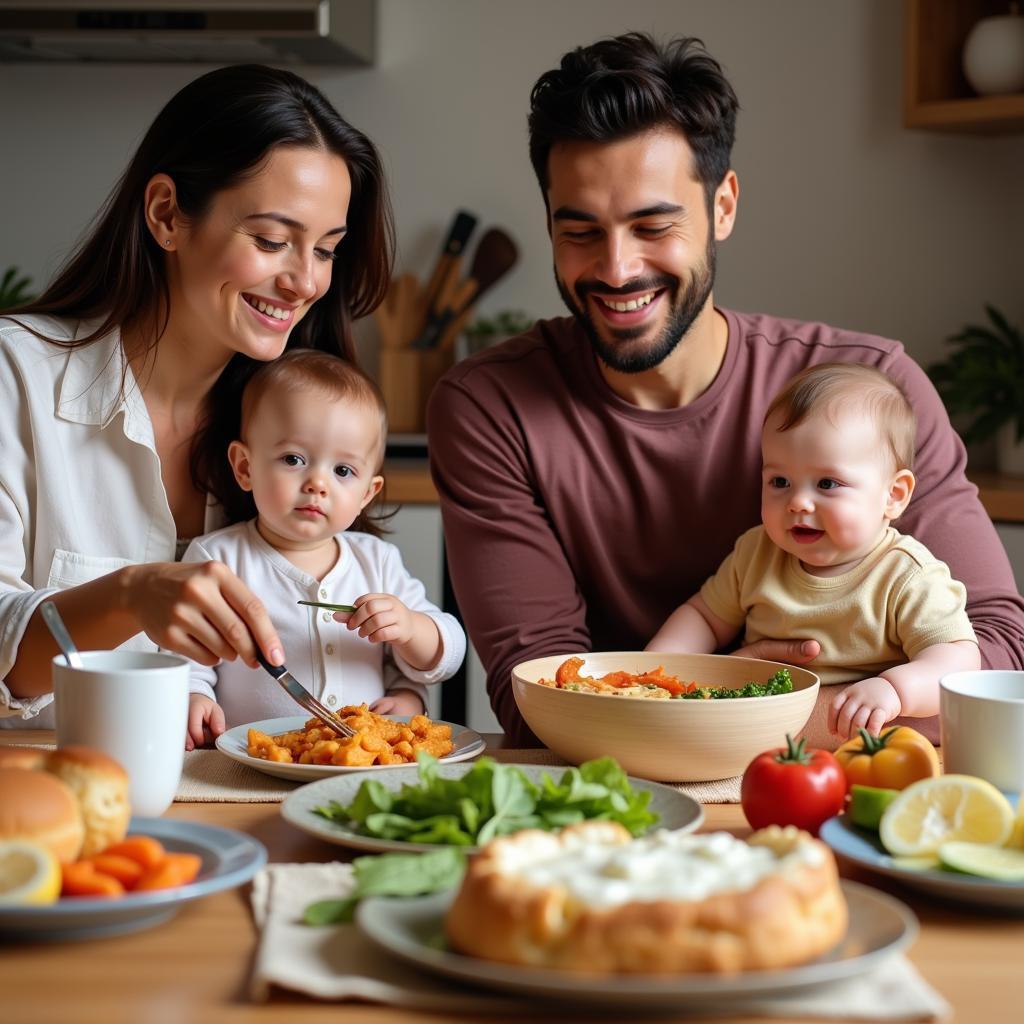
[834,726,939,791]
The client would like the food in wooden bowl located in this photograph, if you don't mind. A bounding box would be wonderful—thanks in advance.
[512,652,819,782]
[446,820,846,973]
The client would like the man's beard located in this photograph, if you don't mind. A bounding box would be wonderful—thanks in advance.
[556,233,717,374]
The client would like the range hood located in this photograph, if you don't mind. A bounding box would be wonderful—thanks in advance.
[0,1,375,65]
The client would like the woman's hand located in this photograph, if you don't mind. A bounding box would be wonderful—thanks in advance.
[123,561,284,668]
[731,638,821,666]
[186,693,226,750]
[370,690,426,716]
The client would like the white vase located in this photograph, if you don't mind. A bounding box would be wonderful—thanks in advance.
[996,421,1024,477]
[962,5,1024,96]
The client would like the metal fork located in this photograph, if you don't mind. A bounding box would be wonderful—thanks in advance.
[253,651,357,738]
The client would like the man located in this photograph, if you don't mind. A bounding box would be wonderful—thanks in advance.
[427,32,1024,746]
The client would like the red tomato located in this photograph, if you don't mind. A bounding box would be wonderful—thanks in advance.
[740,735,847,836]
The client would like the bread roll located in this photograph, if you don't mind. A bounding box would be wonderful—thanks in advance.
[0,766,84,863]
[0,746,45,771]
[44,746,131,857]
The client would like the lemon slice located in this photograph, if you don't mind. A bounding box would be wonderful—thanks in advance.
[878,774,1015,857]
[939,842,1024,882]
[1007,793,1024,850]
[890,855,941,871]
[0,840,61,906]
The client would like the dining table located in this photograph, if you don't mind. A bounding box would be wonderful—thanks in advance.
[2,728,1020,1024]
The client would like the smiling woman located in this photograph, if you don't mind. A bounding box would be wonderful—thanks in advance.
[0,65,394,728]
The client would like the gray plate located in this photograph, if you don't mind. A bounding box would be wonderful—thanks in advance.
[281,762,703,853]
[0,818,266,941]
[821,812,1024,911]
[216,714,486,782]
[356,881,916,1007]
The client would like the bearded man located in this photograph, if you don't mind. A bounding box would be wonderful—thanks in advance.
[426,32,1024,746]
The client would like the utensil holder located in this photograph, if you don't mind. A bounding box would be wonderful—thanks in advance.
[378,347,454,433]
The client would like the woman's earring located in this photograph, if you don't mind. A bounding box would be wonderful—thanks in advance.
[163,240,172,247]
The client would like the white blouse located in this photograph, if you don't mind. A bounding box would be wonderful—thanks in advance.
[0,314,224,727]
[182,521,466,727]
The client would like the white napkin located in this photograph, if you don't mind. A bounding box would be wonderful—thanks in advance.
[250,863,951,1020]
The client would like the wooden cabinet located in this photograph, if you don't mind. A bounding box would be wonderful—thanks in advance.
[905,0,1024,132]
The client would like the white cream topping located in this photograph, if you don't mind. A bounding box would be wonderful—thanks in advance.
[505,830,823,909]
[601,292,655,312]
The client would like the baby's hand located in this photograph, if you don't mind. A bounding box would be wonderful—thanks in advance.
[186,693,225,750]
[336,593,414,647]
[828,677,902,740]
[370,691,426,716]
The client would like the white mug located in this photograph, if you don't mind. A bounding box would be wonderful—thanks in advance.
[939,671,1024,793]
[53,651,190,817]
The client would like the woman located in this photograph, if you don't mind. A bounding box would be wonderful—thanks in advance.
[0,64,394,728]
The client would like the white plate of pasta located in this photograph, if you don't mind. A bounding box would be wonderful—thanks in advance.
[215,714,486,782]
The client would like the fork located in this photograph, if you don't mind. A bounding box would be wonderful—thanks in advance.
[253,650,357,738]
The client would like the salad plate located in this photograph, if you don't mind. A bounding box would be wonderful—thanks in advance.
[281,761,703,854]
[820,813,1024,912]
[0,817,266,941]
[355,880,916,1007]
[216,714,486,782]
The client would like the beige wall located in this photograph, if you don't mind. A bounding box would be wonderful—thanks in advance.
[1,0,1021,371]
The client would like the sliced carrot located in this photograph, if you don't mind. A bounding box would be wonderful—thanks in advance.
[101,835,166,870]
[89,852,145,889]
[61,861,125,898]
[134,852,202,891]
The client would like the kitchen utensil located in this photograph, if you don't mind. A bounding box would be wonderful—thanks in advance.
[297,600,357,613]
[40,600,83,668]
[421,210,478,316]
[411,228,519,350]
[253,650,357,737]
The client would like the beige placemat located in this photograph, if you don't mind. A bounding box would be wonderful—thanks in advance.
[499,747,742,803]
[175,750,299,802]
[250,862,951,1020]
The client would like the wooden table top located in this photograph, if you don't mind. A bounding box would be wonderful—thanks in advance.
[2,731,1018,1023]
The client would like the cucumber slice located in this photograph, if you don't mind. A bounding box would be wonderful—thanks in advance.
[848,784,899,831]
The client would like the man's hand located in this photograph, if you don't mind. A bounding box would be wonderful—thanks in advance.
[186,693,225,750]
[732,638,821,665]
[828,677,902,740]
[370,690,426,716]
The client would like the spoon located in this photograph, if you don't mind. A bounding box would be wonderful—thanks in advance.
[40,601,84,668]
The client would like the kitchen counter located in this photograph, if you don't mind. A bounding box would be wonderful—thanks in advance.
[383,460,1024,523]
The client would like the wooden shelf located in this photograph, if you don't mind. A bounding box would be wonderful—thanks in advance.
[904,0,1024,133]
[382,459,438,504]
[969,470,1024,523]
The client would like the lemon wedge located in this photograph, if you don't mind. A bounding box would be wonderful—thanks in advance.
[878,774,1015,857]
[938,842,1024,882]
[0,840,61,906]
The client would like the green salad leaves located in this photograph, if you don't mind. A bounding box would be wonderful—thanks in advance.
[304,847,466,925]
[313,753,660,846]
[672,667,794,699]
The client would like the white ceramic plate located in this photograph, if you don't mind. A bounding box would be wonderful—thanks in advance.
[821,812,1024,912]
[0,818,266,941]
[281,762,703,854]
[215,714,486,782]
[356,880,916,1007]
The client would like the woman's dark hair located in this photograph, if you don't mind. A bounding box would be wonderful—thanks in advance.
[528,32,739,209]
[8,63,394,520]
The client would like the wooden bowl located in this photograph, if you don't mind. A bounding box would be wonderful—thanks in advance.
[511,652,820,782]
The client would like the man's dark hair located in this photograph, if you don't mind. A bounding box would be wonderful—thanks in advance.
[528,32,739,207]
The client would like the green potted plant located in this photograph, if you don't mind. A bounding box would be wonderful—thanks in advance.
[461,309,534,358]
[0,266,34,311]
[928,305,1024,476]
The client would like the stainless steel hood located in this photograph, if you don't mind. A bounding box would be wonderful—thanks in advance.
[0,1,375,65]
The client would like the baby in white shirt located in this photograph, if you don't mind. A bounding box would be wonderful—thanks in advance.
[183,350,466,748]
